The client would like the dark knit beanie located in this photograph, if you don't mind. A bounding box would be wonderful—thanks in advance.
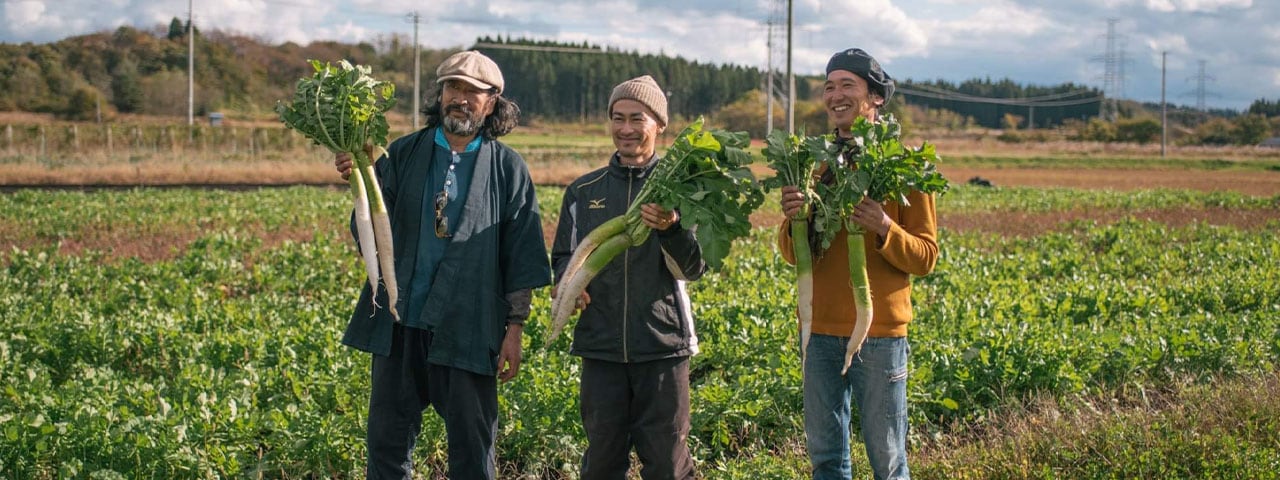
[825,48,894,104]
[608,75,669,126]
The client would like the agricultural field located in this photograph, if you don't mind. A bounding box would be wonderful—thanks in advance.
[3,154,1279,479]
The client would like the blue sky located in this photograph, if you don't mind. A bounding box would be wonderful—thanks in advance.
[2,0,1276,110]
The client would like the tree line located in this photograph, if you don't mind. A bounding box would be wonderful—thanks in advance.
[0,21,1273,145]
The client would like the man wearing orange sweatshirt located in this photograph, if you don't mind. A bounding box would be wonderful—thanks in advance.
[777,48,938,480]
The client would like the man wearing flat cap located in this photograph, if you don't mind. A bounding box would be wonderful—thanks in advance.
[777,48,938,480]
[550,74,705,479]
[334,49,551,479]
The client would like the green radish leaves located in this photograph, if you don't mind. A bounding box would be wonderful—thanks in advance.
[276,59,401,320]
[829,115,950,236]
[844,114,951,206]
[275,59,395,158]
[642,118,765,270]
[761,129,845,252]
[763,115,950,251]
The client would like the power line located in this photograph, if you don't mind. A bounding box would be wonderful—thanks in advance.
[905,83,1096,103]
[896,87,1103,107]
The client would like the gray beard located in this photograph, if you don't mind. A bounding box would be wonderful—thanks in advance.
[443,112,480,137]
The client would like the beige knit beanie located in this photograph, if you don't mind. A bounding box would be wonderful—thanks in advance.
[608,75,668,126]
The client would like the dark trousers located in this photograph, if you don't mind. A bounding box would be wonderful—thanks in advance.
[580,356,695,480]
[366,324,498,480]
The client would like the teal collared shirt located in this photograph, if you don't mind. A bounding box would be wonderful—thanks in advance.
[404,130,482,325]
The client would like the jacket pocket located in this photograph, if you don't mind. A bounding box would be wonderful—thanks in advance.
[642,299,687,351]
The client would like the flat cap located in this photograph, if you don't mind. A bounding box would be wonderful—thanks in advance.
[436,50,504,94]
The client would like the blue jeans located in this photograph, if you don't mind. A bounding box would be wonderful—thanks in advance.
[804,335,910,480]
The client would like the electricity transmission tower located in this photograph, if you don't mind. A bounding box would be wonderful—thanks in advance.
[1093,18,1129,122]
[1189,60,1216,111]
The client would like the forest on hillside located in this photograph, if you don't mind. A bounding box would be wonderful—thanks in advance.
[0,20,1275,145]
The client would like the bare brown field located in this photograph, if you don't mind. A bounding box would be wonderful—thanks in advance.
[750,205,1280,243]
[927,136,1280,161]
[11,201,1274,265]
[6,161,1277,197]
[937,166,1280,197]
[0,161,339,187]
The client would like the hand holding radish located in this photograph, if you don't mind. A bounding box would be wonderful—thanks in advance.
[639,203,679,231]
[334,144,375,181]
[551,286,590,313]
[780,185,806,219]
[335,152,353,180]
[849,197,891,238]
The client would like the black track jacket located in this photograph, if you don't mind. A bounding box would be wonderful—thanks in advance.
[551,153,707,363]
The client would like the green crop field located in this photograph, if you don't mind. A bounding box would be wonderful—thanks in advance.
[2,184,1278,479]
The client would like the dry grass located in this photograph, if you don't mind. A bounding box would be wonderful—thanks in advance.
[0,160,339,186]
[914,370,1280,479]
[4,113,1278,190]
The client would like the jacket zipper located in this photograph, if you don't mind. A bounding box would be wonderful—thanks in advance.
[622,169,633,363]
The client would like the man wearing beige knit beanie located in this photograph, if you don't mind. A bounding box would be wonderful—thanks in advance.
[549,74,704,479]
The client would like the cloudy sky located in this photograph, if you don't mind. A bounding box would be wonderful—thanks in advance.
[2,0,1276,110]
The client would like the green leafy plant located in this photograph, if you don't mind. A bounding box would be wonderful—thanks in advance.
[761,129,842,360]
[276,59,400,321]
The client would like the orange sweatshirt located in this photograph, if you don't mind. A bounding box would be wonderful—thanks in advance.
[777,188,938,338]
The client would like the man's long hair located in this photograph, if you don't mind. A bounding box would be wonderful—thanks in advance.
[422,88,520,139]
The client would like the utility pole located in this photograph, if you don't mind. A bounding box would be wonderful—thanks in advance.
[766,18,774,135]
[1161,51,1167,157]
[406,12,422,130]
[187,0,194,126]
[786,0,795,134]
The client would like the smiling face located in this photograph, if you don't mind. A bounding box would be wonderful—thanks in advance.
[609,99,664,165]
[440,79,496,137]
[823,70,882,133]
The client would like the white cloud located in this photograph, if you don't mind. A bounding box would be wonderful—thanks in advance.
[3,0,71,36]
[1144,0,1251,11]
[919,1,1055,53]
[1146,33,1192,56]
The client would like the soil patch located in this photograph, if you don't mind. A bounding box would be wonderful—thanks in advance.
[941,206,1280,237]
[940,167,1280,197]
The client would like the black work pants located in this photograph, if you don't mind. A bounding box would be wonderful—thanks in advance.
[580,356,695,480]
[366,324,498,480]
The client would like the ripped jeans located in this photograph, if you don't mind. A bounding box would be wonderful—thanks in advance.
[803,335,910,480]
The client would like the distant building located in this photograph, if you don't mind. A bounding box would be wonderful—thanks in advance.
[1261,137,1280,148]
